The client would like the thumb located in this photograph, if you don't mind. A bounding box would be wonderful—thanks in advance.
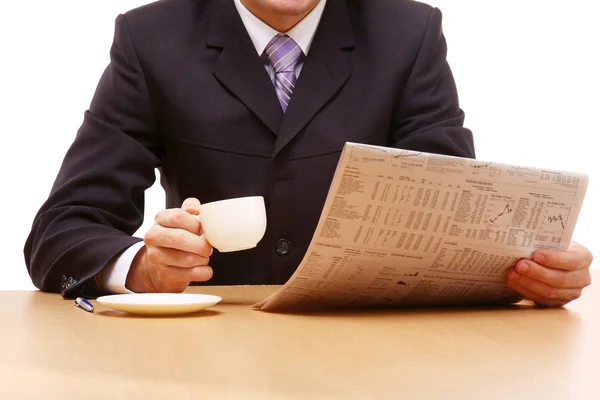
[181,197,201,215]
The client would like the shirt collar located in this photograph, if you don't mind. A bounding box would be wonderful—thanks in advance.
[233,0,327,56]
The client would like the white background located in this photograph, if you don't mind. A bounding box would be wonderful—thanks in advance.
[1,1,598,290]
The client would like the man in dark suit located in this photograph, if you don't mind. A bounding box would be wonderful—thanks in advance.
[24,0,592,307]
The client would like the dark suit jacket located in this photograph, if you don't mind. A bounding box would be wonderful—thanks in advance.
[24,0,475,298]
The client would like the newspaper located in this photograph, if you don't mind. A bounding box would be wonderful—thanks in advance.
[253,143,588,312]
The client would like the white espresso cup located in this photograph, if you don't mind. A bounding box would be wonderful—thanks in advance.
[198,196,267,253]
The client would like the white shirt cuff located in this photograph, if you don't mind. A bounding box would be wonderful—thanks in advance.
[96,241,145,294]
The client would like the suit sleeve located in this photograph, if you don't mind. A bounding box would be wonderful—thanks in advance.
[23,14,160,298]
[390,7,476,158]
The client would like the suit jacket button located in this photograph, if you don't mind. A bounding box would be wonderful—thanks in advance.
[276,239,291,256]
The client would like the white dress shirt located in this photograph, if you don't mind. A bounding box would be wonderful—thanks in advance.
[97,0,327,294]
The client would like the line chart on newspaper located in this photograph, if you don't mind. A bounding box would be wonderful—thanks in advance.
[253,143,588,312]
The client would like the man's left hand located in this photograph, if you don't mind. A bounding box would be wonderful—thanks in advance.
[507,241,593,307]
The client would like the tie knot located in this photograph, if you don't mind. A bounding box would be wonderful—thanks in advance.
[265,34,303,73]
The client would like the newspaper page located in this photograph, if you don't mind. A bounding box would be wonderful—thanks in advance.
[254,143,588,312]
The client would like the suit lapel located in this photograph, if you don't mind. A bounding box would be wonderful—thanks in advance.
[273,0,355,156]
[208,0,283,136]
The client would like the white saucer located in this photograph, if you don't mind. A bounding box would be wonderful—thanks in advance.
[96,293,222,316]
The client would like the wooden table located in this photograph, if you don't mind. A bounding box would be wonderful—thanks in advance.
[1,276,599,400]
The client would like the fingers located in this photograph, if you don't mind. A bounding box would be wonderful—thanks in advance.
[144,226,213,257]
[514,259,592,289]
[533,241,594,272]
[151,265,214,288]
[183,265,213,282]
[136,198,214,293]
[506,242,593,308]
[181,197,201,215]
[147,246,210,269]
[506,278,574,308]
[507,268,584,307]
[155,208,202,235]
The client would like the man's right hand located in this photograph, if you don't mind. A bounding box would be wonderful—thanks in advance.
[125,198,214,293]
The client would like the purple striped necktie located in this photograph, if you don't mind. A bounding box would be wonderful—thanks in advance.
[265,34,303,113]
